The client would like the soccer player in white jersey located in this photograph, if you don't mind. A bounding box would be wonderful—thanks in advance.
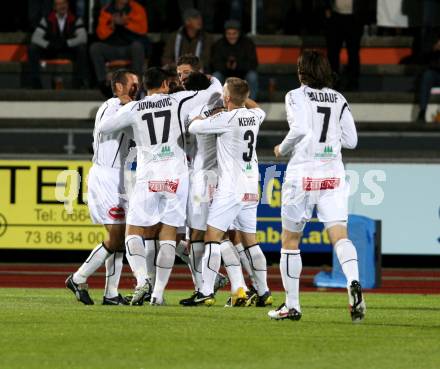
[65,69,139,305]
[98,67,222,305]
[187,77,273,307]
[268,50,366,322]
[178,72,247,307]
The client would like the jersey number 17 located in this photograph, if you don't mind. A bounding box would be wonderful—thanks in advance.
[142,110,171,145]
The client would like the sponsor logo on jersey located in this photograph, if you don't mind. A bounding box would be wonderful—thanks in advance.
[244,163,253,172]
[307,92,338,103]
[108,207,125,220]
[242,193,259,202]
[302,177,340,191]
[314,145,336,160]
[148,179,179,193]
[153,145,175,161]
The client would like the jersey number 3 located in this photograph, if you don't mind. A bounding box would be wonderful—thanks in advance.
[317,106,331,143]
[243,130,255,162]
[142,110,171,145]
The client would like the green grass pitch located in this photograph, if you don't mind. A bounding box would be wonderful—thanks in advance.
[0,289,439,369]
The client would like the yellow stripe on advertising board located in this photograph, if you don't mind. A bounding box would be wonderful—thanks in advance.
[0,160,105,250]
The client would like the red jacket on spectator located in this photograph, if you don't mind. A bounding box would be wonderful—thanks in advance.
[97,0,148,42]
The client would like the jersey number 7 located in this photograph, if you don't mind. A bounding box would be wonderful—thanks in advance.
[142,110,171,145]
[317,106,331,143]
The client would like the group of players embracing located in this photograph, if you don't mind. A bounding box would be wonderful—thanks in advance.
[66,49,366,323]
[66,53,273,311]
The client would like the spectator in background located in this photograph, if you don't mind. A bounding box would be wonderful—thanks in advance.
[90,0,149,94]
[162,8,213,71]
[28,0,53,30]
[29,0,88,89]
[325,0,374,90]
[211,20,258,99]
[417,36,440,122]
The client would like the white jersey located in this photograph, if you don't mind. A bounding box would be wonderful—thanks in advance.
[186,98,224,172]
[279,85,357,178]
[98,78,222,183]
[189,107,266,195]
[92,97,133,169]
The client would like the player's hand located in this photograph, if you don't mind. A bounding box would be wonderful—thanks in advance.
[119,94,132,105]
[274,145,281,158]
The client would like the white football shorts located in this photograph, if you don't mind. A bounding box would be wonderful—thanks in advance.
[281,175,350,232]
[207,191,258,233]
[187,169,218,231]
[87,164,127,225]
[127,174,189,228]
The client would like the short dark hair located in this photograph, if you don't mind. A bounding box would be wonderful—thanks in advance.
[184,72,210,91]
[162,64,183,93]
[225,77,249,106]
[143,67,169,90]
[297,49,333,89]
[110,69,136,93]
[176,54,200,71]
[162,64,178,78]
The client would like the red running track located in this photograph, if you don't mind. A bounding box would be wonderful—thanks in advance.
[0,264,439,294]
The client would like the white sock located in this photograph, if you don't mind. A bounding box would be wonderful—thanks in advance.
[175,240,190,264]
[200,242,221,296]
[144,238,157,286]
[236,242,257,290]
[125,235,148,288]
[104,251,124,298]
[280,249,302,311]
[73,243,110,284]
[175,240,198,289]
[245,245,269,296]
[220,240,246,293]
[151,240,176,302]
[189,241,205,291]
[334,238,359,287]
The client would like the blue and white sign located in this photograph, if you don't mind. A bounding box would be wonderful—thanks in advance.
[346,163,440,255]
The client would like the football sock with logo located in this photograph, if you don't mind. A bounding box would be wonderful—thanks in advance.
[104,250,124,298]
[245,245,269,296]
[236,242,257,291]
[200,242,221,296]
[151,240,176,302]
[220,240,247,293]
[125,235,148,288]
[73,242,111,284]
[144,238,157,286]
[189,241,205,291]
[280,249,302,311]
[334,238,359,286]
